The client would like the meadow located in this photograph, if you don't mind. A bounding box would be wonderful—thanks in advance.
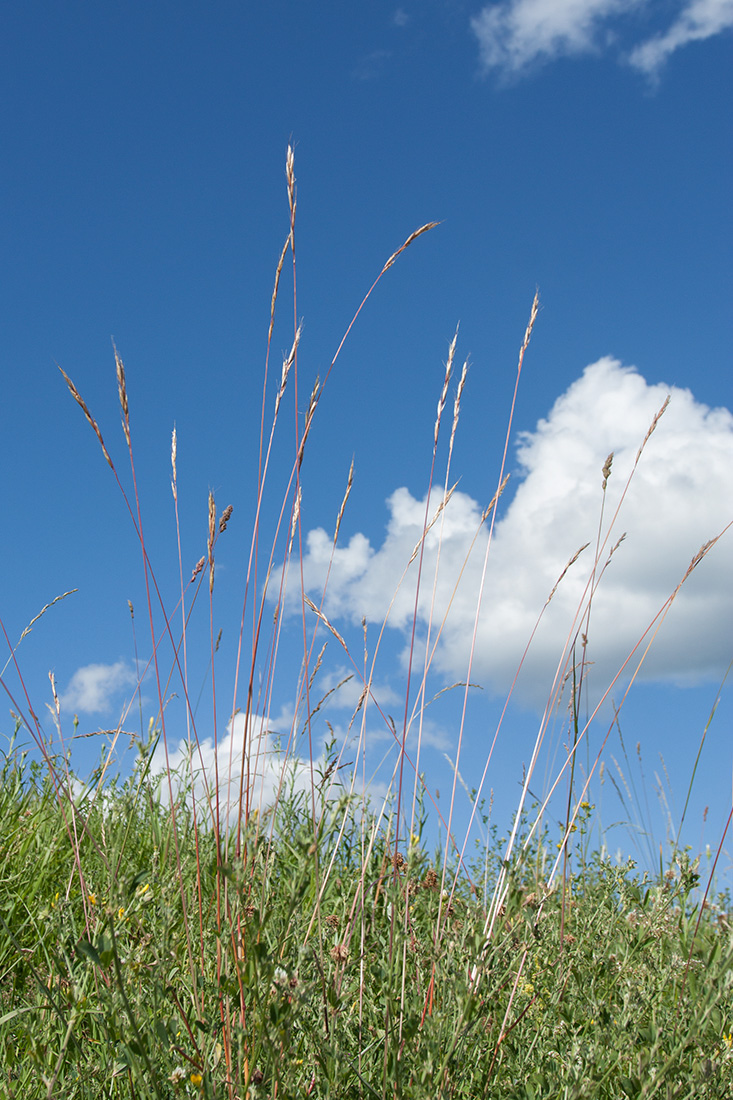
[2,149,732,1098]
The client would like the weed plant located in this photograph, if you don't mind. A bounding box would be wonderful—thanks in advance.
[1,149,732,1098]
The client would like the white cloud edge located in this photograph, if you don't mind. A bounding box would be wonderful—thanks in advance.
[60,660,138,715]
[290,357,733,709]
[469,0,733,79]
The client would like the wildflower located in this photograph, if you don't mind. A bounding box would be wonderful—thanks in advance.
[135,882,151,900]
[88,893,97,906]
[170,1066,186,1086]
[272,966,288,990]
[117,907,125,920]
[331,943,349,963]
[190,1072,203,1087]
[724,1033,733,1050]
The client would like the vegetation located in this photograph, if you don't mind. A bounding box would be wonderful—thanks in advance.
[2,148,731,1097]
[1,743,732,1098]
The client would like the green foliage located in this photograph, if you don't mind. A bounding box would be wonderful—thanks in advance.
[2,745,732,1099]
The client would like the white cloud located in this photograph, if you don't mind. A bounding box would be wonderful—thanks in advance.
[150,711,347,825]
[628,0,733,75]
[295,358,733,709]
[352,49,392,81]
[60,660,137,714]
[470,0,733,78]
[471,0,637,75]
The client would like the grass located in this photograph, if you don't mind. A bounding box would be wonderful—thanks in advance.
[2,744,733,1098]
[1,147,732,1098]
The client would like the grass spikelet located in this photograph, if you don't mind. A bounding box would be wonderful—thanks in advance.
[274,324,301,416]
[518,288,540,370]
[303,594,348,651]
[113,341,131,447]
[434,329,456,446]
[481,472,510,522]
[635,393,671,463]
[218,504,233,533]
[207,491,216,594]
[170,427,177,502]
[602,450,613,488]
[408,483,458,566]
[333,458,354,545]
[57,365,114,469]
[448,357,469,461]
[381,221,440,274]
[12,589,78,651]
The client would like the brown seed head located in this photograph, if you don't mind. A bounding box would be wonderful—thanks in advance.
[58,366,115,469]
[113,343,131,447]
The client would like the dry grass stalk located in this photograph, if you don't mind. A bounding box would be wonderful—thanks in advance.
[408,483,459,566]
[289,486,302,551]
[303,595,348,652]
[219,505,233,534]
[296,377,321,471]
[434,330,457,446]
[333,459,354,546]
[518,290,540,373]
[381,222,440,274]
[269,234,290,347]
[275,325,301,417]
[15,590,78,647]
[113,343,131,447]
[546,544,590,604]
[308,642,328,689]
[285,144,296,228]
[58,366,114,469]
[448,358,469,461]
[48,670,60,721]
[601,451,613,489]
[481,474,510,522]
[170,427,178,503]
[207,492,216,594]
[684,537,720,580]
[635,394,671,464]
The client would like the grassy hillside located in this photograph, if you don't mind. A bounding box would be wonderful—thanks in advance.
[1,741,732,1098]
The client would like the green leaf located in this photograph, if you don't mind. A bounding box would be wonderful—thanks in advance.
[75,938,102,967]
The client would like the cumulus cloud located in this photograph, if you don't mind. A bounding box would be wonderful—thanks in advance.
[295,358,733,709]
[471,0,636,75]
[149,709,398,825]
[470,0,733,79]
[151,712,323,823]
[628,0,733,75]
[60,660,137,714]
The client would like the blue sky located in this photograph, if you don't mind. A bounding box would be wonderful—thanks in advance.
[1,2,731,882]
